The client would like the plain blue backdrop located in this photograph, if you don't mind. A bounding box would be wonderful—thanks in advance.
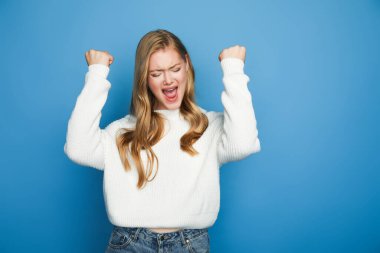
[1,0,379,252]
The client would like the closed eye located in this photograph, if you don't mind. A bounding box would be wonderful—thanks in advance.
[150,68,181,77]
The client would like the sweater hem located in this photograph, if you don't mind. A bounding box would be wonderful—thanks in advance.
[107,212,219,229]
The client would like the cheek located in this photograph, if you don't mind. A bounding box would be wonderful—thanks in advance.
[148,78,161,93]
[176,70,187,83]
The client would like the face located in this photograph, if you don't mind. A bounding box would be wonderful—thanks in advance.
[147,47,189,110]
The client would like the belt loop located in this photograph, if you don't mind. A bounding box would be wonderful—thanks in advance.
[132,227,142,241]
[179,230,190,246]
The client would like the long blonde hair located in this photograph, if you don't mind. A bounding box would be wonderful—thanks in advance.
[116,29,209,189]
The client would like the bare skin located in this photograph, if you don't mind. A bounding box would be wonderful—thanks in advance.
[147,228,183,233]
[84,45,246,233]
[85,49,114,66]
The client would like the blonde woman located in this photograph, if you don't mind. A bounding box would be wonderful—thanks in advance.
[64,29,261,252]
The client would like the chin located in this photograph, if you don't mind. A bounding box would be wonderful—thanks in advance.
[166,104,181,110]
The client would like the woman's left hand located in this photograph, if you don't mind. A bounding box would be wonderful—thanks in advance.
[218,45,246,62]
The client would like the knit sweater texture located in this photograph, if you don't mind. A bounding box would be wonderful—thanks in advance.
[64,57,261,229]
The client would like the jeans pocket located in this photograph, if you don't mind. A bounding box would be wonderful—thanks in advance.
[107,227,136,250]
[186,232,210,253]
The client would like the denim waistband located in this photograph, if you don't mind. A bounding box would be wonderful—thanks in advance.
[113,225,209,243]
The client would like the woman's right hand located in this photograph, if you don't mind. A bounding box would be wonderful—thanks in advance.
[85,49,114,67]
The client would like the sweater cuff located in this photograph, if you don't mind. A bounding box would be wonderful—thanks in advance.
[221,57,244,75]
[88,64,110,79]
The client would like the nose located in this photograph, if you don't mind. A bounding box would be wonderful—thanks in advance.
[163,71,173,85]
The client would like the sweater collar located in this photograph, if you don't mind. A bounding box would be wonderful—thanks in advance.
[153,106,207,120]
[154,108,181,120]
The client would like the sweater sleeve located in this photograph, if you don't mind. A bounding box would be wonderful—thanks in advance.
[217,57,261,166]
[63,64,113,171]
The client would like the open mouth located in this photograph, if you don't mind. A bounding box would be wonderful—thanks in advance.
[162,87,178,100]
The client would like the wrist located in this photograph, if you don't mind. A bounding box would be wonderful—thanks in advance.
[221,57,244,75]
[88,64,110,79]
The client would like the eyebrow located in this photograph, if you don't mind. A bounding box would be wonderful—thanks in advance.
[149,63,181,73]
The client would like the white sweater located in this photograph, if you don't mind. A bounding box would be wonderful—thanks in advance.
[64,57,261,229]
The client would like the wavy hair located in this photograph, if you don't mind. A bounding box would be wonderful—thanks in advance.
[115,29,209,189]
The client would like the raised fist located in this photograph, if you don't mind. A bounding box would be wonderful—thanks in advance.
[218,45,246,62]
[85,49,114,67]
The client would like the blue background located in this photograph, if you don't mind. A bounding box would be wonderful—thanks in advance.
[1,0,379,252]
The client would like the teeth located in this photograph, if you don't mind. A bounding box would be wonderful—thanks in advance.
[163,87,176,92]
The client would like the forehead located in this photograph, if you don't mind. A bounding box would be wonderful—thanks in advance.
[149,47,183,69]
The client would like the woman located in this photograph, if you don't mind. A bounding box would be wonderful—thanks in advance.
[64,29,260,252]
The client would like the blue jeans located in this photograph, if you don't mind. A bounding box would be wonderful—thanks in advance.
[105,225,210,253]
